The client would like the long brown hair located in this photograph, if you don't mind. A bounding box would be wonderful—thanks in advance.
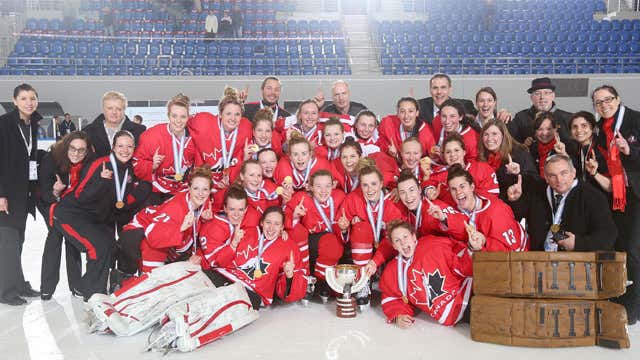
[51,131,94,173]
[477,119,524,165]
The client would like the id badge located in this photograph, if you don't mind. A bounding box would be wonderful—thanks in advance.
[29,160,38,180]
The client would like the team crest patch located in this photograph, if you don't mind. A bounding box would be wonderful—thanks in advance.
[423,269,447,308]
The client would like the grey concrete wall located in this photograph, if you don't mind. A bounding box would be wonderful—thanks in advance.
[0,74,639,120]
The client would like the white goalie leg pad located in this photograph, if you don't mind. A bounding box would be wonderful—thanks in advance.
[87,262,214,336]
[155,283,260,352]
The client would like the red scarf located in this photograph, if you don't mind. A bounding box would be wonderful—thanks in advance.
[536,139,556,177]
[487,151,503,171]
[603,117,627,211]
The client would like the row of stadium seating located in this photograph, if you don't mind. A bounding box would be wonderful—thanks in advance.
[3,36,350,76]
[11,38,347,57]
[402,0,606,14]
[381,57,640,75]
[0,64,350,76]
[23,18,343,37]
[376,0,636,75]
[81,0,293,12]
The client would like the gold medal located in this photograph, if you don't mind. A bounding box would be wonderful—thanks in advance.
[254,268,263,278]
[250,144,260,152]
[550,224,561,233]
[116,201,125,209]
[402,296,408,304]
[284,175,293,184]
[420,157,431,166]
[276,186,284,195]
[174,173,183,181]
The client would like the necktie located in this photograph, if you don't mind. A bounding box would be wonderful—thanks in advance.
[553,193,563,213]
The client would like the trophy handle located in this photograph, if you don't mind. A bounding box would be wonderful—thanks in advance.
[349,267,369,294]
[325,267,341,294]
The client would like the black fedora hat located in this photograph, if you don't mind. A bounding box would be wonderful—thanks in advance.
[527,77,556,94]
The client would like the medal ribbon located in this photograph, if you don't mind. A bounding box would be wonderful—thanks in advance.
[313,197,335,233]
[109,154,129,205]
[365,192,385,245]
[546,180,578,227]
[260,101,279,122]
[292,158,316,188]
[219,119,238,168]
[171,127,186,177]
[458,196,482,227]
[397,254,413,300]
[414,199,423,231]
[254,230,276,270]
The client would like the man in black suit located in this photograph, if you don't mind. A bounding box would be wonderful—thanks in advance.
[83,91,146,157]
[417,73,477,125]
[242,76,291,122]
[507,153,617,252]
[316,80,368,117]
[507,77,572,146]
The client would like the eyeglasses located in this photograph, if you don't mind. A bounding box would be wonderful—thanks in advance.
[532,90,554,98]
[593,96,616,107]
[68,146,87,155]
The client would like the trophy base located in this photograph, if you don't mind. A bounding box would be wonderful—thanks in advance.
[336,297,357,318]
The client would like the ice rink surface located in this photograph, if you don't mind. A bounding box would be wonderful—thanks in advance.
[2,213,638,359]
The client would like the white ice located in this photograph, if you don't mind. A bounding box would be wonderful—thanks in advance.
[2,212,638,359]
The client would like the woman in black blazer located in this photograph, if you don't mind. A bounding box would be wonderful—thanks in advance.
[592,84,640,324]
[0,83,42,305]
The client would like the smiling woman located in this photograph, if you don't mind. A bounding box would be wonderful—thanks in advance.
[0,83,42,306]
[592,84,640,324]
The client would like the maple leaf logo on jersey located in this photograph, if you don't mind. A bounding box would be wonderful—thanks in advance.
[424,270,447,308]
[201,148,222,163]
[240,259,271,280]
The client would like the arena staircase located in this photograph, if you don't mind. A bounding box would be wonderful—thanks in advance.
[343,14,381,75]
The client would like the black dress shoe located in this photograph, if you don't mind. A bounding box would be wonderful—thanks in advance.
[20,282,41,298]
[71,288,84,299]
[0,296,27,306]
[41,293,53,301]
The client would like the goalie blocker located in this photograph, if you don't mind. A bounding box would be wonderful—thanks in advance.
[471,295,630,349]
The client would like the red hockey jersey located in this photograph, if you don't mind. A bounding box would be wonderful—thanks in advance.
[142,192,206,255]
[215,227,307,306]
[245,179,281,214]
[443,194,529,252]
[273,155,330,191]
[133,123,196,194]
[378,115,436,157]
[330,152,398,193]
[424,160,500,207]
[432,118,480,162]
[284,190,346,234]
[339,189,407,266]
[198,208,262,269]
[319,111,355,135]
[380,236,473,326]
[188,112,252,185]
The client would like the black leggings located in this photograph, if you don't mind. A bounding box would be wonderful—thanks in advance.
[204,269,262,310]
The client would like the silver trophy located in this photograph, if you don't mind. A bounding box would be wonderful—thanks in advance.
[325,264,369,318]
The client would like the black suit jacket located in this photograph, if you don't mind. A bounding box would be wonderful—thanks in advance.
[416,97,477,125]
[321,101,367,117]
[84,114,146,157]
[0,109,41,229]
[243,101,291,122]
[509,177,617,252]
